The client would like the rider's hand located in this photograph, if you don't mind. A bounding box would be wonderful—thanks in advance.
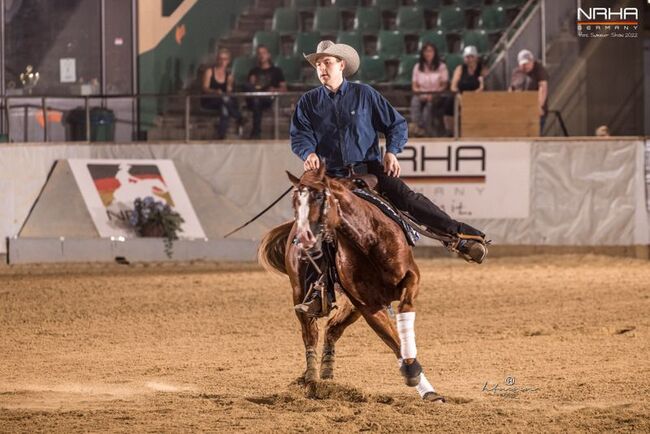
[384,152,401,177]
[304,153,320,171]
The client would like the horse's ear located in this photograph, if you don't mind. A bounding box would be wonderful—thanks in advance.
[286,171,300,187]
[316,162,326,179]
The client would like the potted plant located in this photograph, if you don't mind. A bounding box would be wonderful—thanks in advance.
[128,196,185,258]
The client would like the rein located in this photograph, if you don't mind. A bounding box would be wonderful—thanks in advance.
[223,185,293,238]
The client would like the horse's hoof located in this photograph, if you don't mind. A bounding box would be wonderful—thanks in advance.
[400,359,422,387]
[320,366,334,380]
[423,392,446,403]
[320,354,335,380]
[304,369,319,384]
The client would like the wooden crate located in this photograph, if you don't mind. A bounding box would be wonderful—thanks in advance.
[461,91,539,137]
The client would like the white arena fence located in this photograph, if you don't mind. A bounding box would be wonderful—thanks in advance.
[1,137,648,263]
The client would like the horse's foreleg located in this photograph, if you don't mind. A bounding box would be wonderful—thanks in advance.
[395,270,424,387]
[321,296,361,380]
[292,282,319,384]
[295,312,319,384]
[357,306,402,358]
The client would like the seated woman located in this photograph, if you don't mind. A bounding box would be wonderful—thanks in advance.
[443,45,486,136]
[410,42,449,137]
[201,48,244,139]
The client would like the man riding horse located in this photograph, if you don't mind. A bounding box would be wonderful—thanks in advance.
[290,40,488,317]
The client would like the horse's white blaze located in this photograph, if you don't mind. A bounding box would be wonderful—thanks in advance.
[396,311,417,360]
[296,190,310,232]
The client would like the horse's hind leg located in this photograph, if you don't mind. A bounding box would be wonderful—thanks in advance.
[359,303,445,402]
[321,296,361,380]
[394,270,425,387]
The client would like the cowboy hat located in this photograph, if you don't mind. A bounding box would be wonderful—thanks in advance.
[303,40,360,77]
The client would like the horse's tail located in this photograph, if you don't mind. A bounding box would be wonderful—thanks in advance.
[258,220,293,276]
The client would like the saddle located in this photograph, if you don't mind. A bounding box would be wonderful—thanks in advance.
[351,187,420,246]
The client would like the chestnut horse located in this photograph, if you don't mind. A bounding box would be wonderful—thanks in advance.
[258,164,445,402]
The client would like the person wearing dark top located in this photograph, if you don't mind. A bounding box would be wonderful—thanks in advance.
[444,46,485,135]
[243,45,287,139]
[201,48,243,140]
[509,49,549,134]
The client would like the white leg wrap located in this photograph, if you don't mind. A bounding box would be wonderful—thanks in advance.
[416,373,435,398]
[396,311,417,360]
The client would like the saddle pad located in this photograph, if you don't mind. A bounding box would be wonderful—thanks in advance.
[352,188,419,246]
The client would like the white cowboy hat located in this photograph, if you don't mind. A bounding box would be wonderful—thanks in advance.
[303,40,360,77]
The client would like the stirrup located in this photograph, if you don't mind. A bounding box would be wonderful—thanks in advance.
[294,277,335,318]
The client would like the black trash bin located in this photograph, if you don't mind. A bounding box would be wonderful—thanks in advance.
[66,107,115,142]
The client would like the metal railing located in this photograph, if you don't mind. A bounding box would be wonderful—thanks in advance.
[0,90,464,143]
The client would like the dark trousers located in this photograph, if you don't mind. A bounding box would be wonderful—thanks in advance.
[366,161,484,237]
[242,83,273,137]
[201,96,242,138]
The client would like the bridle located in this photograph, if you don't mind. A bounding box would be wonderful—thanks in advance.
[294,184,337,260]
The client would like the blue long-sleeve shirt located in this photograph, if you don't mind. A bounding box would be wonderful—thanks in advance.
[290,79,408,170]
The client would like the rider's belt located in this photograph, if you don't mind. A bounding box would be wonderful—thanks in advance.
[326,162,369,178]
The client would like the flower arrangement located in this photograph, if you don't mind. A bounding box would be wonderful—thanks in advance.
[128,196,185,258]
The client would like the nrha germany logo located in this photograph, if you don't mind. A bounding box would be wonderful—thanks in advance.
[576,6,639,38]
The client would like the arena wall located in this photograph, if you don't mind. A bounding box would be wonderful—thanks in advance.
[1,138,648,261]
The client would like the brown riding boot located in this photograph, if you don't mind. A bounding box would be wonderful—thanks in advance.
[455,238,488,264]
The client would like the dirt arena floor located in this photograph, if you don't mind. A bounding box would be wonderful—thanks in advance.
[0,255,649,433]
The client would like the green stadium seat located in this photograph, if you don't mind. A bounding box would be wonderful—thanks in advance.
[479,5,507,33]
[395,54,419,87]
[413,0,442,12]
[357,55,386,83]
[272,8,299,35]
[275,55,302,84]
[231,56,256,87]
[418,30,448,54]
[461,29,490,55]
[354,6,381,34]
[444,53,463,75]
[396,6,425,33]
[437,6,465,33]
[252,31,280,57]
[372,0,400,12]
[313,7,341,34]
[496,0,527,9]
[333,0,360,10]
[458,0,483,10]
[337,31,364,55]
[291,0,317,10]
[293,31,321,56]
[377,30,404,59]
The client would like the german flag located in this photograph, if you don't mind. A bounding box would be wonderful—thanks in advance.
[87,164,171,207]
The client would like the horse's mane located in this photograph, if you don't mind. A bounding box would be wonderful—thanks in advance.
[298,169,328,190]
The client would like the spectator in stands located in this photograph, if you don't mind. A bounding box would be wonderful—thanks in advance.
[244,45,287,139]
[443,45,485,136]
[509,49,549,134]
[595,125,610,137]
[410,42,449,137]
[201,48,244,140]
